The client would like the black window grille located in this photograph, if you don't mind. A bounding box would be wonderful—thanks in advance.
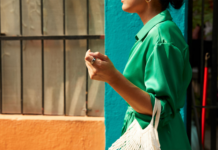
[0,0,105,116]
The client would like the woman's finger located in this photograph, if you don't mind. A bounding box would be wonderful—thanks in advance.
[86,58,102,69]
[89,52,108,61]
[85,54,94,62]
[86,61,101,80]
[85,53,102,67]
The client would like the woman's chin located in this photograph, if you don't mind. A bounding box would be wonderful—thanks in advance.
[122,5,132,13]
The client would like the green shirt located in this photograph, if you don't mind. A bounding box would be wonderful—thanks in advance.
[121,9,192,150]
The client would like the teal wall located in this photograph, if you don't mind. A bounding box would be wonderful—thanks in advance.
[104,1,189,149]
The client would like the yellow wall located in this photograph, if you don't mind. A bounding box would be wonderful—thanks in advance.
[0,115,105,150]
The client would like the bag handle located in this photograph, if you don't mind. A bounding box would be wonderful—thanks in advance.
[150,98,161,130]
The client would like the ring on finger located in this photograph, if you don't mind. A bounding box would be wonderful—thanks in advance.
[91,57,96,65]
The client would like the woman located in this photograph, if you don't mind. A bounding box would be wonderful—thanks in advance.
[85,0,192,149]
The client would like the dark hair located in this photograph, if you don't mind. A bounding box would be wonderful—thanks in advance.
[159,0,184,10]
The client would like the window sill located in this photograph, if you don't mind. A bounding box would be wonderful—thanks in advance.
[0,114,104,121]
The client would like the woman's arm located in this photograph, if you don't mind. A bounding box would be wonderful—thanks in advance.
[109,70,153,115]
[85,50,153,116]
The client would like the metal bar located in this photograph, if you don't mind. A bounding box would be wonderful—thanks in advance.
[41,0,44,115]
[192,87,202,150]
[1,113,23,115]
[186,0,193,144]
[200,0,205,125]
[41,0,44,35]
[14,113,42,115]
[187,85,192,143]
[63,0,65,36]
[87,0,89,35]
[194,105,218,109]
[85,0,90,116]
[85,43,89,114]
[20,0,23,35]
[0,0,2,114]
[20,0,23,114]
[0,40,1,114]
[0,35,104,40]
[210,0,218,149]
[41,40,44,115]
[63,0,66,115]
[198,0,205,147]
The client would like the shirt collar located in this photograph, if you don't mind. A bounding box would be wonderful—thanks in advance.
[135,9,172,41]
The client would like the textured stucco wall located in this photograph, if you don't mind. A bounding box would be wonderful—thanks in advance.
[105,1,188,149]
[0,115,105,150]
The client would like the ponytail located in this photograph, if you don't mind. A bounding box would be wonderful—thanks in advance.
[160,0,184,10]
[169,0,184,9]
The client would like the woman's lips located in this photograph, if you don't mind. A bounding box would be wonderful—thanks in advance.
[121,0,124,3]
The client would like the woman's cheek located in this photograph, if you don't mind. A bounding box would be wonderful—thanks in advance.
[122,0,134,12]
[122,0,145,13]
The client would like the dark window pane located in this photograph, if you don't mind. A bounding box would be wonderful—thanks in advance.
[43,0,63,35]
[2,41,21,113]
[66,40,86,116]
[88,39,104,117]
[22,0,41,36]
[65,0,87,35]
[1,0,20,36]
[89,0,104,35]
[23,40,42,114]
[44,40,64,115]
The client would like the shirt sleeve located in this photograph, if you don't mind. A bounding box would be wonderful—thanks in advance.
[133,42,185,129]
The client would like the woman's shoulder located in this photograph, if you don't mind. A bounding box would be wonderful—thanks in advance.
[146,20,188,53]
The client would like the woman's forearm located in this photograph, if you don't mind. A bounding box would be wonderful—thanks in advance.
[108,70,153,116]
[84,51,152,115]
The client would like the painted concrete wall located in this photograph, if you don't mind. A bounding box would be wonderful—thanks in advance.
[0,115,105,150]
[105,1,189,149]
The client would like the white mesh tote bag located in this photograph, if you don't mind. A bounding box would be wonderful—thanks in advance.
[109,98,161,150]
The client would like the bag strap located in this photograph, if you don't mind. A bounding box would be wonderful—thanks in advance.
[150,98,161,130]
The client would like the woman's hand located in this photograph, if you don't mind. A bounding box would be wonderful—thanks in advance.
[84,49,119,83]
[85,50,152,115]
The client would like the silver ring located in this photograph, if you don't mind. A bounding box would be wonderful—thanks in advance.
[91,57,96,65]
